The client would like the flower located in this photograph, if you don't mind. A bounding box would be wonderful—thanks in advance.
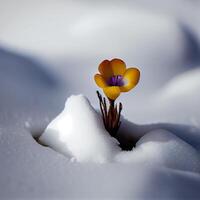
[94,58,140,100]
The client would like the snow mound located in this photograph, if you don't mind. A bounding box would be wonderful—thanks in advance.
[116,129,200,172]
[39,95,120,163]
[152,68,200,124]
[40,95,200,172]
[160,67,200,100]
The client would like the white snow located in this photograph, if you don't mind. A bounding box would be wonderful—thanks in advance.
[159,68,200,99]
[148,68,200,125]
[39,95,120,163]
[1,1,200,199]
[40,95,200,174]
[116,129,200,173]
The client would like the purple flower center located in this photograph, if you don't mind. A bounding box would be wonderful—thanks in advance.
[107,75,124,86]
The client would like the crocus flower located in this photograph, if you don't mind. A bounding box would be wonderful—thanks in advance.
[94,58,140,100]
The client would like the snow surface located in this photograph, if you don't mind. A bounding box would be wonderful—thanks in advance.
[40,95,120,163]
[153,67,200,125]
[131,67,200,125]
[116,129,200,173]
[40,95,200,174]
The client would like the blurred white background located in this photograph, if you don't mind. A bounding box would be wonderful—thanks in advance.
[0,0,200,124]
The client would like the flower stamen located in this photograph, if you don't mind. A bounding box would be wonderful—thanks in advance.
[107,75,124,86]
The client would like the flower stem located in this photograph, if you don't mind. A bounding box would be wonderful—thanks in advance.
[109,99,115,108]
[96,91,122,138]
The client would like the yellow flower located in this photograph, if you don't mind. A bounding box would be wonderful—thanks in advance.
[94,58,140,100]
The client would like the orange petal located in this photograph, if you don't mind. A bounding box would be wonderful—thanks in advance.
[94,74,107,88]
[98,60,113,80]
[110,58,126,76]
[98,58,126,80]
[103,86,121,100]
[120,68,140,92]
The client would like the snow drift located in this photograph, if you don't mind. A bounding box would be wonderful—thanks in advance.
[39,95,120,163]
[40,95,200,173]
[116,129,200,172]
[151,67,200,125]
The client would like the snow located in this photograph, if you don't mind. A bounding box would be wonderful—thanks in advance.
[40,95,200,174]
[146,67,200,125]
[116,129,200,173]
[159,68,200,98]
[0,0,200,199]
[40,95,120,163]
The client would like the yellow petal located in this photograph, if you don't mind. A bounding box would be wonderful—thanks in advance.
[120,68,140,92]
[110,58,126,76]
[94,74,107,88]
[103,86,121,100]
[98,58,126,80]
